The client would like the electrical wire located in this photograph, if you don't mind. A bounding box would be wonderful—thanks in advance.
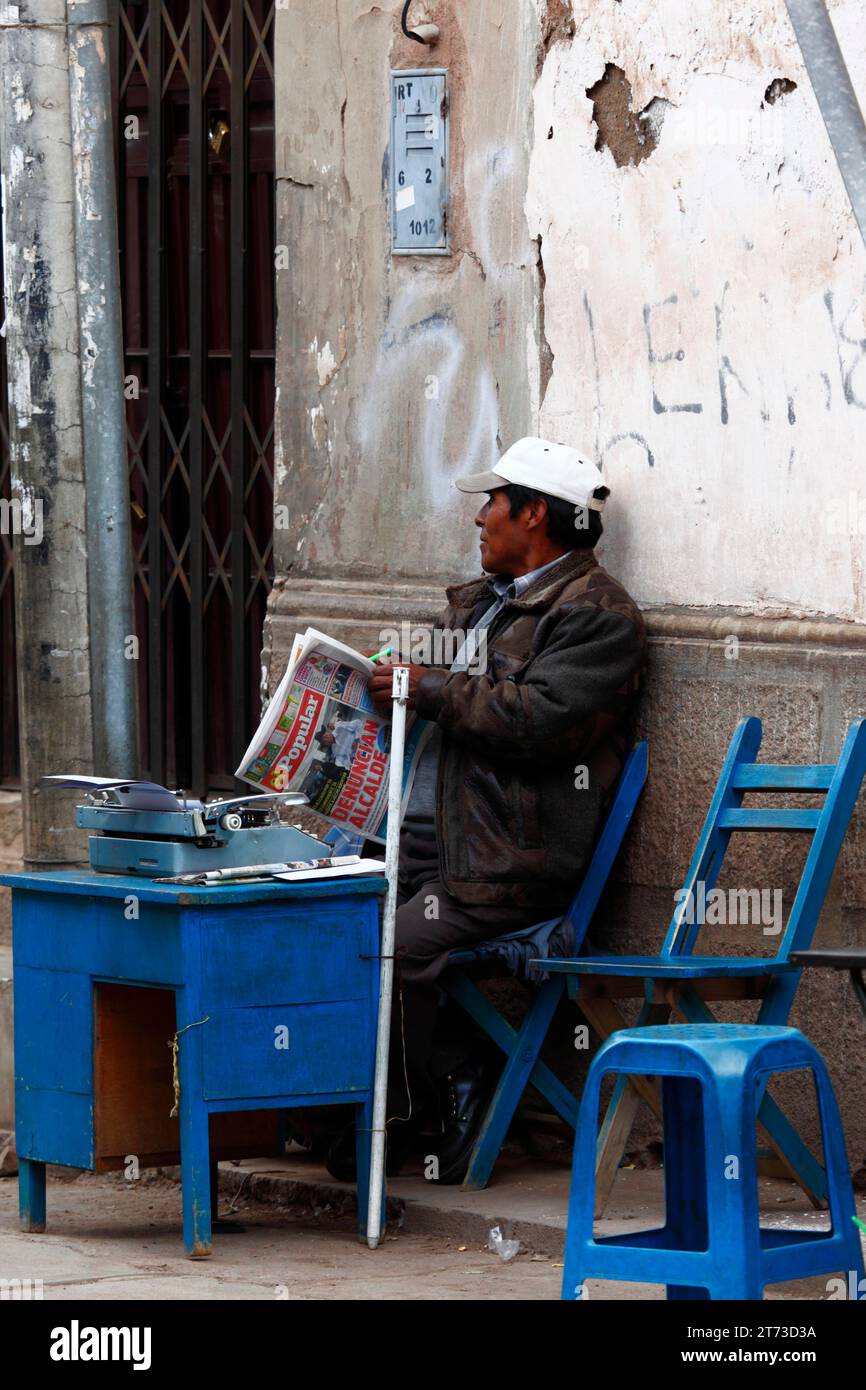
[401,0,429,45]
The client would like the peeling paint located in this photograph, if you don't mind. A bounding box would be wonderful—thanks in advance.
[534,234,554,408]
[309,404,329,450]
[11,350,32,427]
[7,147,24,189]
[537,0,575,78]
[80,324,99,387]
[10,70,32,125]
[310,335,343,387]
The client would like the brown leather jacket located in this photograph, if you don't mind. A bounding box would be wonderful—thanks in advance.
[415,548,646,911]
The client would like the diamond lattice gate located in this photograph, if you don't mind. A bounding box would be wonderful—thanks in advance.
[111,0,276,792]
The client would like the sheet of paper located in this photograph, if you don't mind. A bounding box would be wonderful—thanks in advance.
[43,775,139,789]
[42,776,184,812]
[273,857,386,882]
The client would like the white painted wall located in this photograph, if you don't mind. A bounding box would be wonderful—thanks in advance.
[530,0,866,621]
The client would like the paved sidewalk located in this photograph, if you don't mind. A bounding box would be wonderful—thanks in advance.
[1,1151,861,1300]
[0,1168,561,1301]
[224,1146,866,1270]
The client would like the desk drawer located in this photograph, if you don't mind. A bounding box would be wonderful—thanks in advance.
[13,892,182,984]
[201,1000,372,1100]
[200,905,373,1009]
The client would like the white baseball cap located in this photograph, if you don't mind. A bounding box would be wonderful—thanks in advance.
[455,436,607,510]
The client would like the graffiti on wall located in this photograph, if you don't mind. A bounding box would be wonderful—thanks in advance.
[359,144,527,512]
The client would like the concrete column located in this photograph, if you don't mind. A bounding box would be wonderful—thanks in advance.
[0,1,135,862]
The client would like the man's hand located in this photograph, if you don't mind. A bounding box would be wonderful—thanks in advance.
[368,662,426,713]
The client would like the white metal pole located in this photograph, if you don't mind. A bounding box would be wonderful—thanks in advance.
[366,665,409,1249]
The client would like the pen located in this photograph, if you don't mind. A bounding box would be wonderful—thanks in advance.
[155,856,361,885]
[369,645,394,664]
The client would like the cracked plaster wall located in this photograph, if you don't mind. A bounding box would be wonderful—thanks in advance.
[532,0,866,623]
[0,2,94,861]
[272,0,866,621]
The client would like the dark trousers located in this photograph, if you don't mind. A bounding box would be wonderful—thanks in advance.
[386,824,538,1126]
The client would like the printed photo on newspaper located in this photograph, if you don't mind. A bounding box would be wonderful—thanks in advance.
[235,628,431,844]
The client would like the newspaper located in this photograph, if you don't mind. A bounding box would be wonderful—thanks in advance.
[235,627,431,844]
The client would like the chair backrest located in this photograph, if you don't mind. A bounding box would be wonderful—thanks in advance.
[663,716,866,961]
[560,740,649,946]
[324,744,650,942]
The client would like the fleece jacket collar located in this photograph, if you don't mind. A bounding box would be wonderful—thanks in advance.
[444,548,597,616]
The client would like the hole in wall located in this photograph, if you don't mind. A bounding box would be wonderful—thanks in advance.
[586,63,670,168]
[764,77,797,106]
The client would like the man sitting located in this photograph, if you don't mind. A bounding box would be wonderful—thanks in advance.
[327,437,646,1184]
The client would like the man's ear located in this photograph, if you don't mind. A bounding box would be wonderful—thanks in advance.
[523,496,549,532]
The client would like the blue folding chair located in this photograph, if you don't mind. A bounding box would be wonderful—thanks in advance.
[537,716,866,1213]
[439,741,649,1190]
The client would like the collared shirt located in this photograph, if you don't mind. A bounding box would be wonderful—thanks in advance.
[449,551,569,672]
[405,552,571,826]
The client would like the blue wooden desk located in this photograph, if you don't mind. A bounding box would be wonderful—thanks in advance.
[0,869,386,1256]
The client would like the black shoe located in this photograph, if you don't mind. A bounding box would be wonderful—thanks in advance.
[324,1120,416,1183]
[431,1055,495,1185]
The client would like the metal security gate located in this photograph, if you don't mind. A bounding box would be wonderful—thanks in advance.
[111,0,276,792]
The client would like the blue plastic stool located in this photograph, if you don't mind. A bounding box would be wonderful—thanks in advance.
[562,1024,865,1301]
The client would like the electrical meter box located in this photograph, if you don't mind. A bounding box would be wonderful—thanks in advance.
[390,68,449,255]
